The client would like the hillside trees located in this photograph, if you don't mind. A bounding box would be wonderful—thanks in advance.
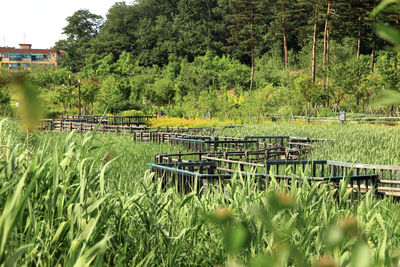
[34,0,400,118]
[87,3,139,61]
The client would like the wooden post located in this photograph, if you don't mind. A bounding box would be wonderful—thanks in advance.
[397,171,400,188]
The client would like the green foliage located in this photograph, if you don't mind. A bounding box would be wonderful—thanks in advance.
[54,9,103,71]
[62,9,103,41]
[145,78,175,106]
[97,75,131,113]
[118,109,145,116]
[0,91,10,115]
[29,0,400,118]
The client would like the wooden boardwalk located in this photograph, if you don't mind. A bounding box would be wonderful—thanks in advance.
[148,134,400,198]
[36,116,400,198]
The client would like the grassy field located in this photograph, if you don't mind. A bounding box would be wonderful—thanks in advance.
[216,122,400,165]
[2,120,400,266]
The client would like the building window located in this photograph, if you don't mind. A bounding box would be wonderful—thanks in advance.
[31,54,45,61]
[23,63,30,68]
[1,63,8,67]
[9,63,20,68]
[1,53,8,58]
[9,53,31,61]
[9,56,22,61]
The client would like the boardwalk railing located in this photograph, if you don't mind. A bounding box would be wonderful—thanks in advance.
[150,161,268,194]
[153,147,294,166]
[38,120,225,134]
[151,150,400,196]
[61,115,156,126]
[169,137,261,151]
[265,160,400,196]
[55,121,147,133]
[244,136,290,146]
[38,117,400,198]
[149,160,379,196]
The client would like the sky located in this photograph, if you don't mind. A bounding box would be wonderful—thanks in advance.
[0,0,126,49]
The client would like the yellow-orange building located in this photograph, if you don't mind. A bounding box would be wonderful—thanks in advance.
[0,44,64,69]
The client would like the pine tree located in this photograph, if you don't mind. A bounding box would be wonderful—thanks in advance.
[226,0,266,93]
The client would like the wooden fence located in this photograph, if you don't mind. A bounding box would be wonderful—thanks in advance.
[36,118,400,198]
[149,160,379,197]
[38,120,222,135]
[151,148,400,197]
[61,115,156,126]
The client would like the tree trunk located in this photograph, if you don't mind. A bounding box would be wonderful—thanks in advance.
[281,0,288,69]
[357,0,362,59]
[311,4,318,83]
[371,39,375,72]
[326,17,330,83]
[395,18,399,70]
[323,2,331,93]
[371,0,376,72]
[206,0,212,21]
[250,4,255,93]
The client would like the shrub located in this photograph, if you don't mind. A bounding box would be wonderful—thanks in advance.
[119,109,145,116]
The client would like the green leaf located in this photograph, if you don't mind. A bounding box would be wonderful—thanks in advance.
[225,225,249,254]
[351,243,371,267]
[376,23,400,47]
[179,192,195,209]
[73,234,110,267]
[373,0,400,17]
[3,244,33,267]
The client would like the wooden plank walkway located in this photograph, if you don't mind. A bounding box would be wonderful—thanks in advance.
[151,151,400,198]
[37,118,400,198]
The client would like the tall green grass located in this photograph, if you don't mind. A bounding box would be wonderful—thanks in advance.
[217,123,400,165]
[1,120,400,266]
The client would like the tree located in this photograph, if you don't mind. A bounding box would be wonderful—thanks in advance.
[294,73,323,116]
[88,2,140,60]
[145,78,175,106]
[322,1,331,92]
[281,0,289,69]
[63,9,103,41]
[264,0,295,69]
[54,10,103,71]
[52,85,74,114]
[226,0,265,93]
[80,78,100,114]
[294,0,321,83]
[97,76,132,113]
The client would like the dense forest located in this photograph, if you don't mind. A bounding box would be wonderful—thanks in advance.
[2,0,400,119]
